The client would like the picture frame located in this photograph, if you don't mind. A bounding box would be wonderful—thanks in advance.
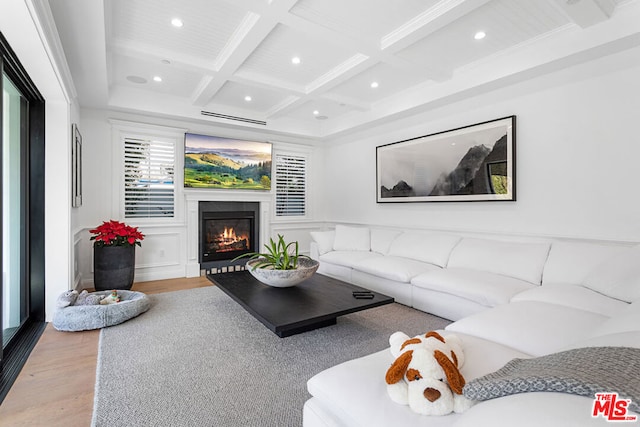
[71,123,82,207]
[376,116,516,203]
[183,133,272,190]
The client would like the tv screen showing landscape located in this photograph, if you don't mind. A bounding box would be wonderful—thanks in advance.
[184,133,272,190]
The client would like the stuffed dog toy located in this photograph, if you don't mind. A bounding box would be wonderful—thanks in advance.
[389,331,465,368]
[385,331,474,415]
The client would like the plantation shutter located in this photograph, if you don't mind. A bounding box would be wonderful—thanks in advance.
[124,137,175,218]
[275,154,306,217]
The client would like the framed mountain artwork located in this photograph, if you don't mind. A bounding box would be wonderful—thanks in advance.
[376,116,516,203]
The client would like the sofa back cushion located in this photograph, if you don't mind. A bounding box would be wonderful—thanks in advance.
[582,244,640,303]
[447,238,550,284]
[370,228,401,255]
[387,232,460,267]
[309,230,335,255]
[332,225,370,251]
[542,241,626,286]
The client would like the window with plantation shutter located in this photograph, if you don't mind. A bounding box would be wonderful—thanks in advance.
[275,154,306,217]
[124,137,175,218]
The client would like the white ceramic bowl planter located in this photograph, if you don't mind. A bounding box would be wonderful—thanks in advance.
[247,257,319,287]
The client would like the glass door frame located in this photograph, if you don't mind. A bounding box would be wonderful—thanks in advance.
[0,30,45,398]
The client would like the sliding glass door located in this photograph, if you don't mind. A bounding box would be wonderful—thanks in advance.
[2,72,27,350]
[0,31,45,401]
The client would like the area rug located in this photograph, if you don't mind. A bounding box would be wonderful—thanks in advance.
[92,285,450,427]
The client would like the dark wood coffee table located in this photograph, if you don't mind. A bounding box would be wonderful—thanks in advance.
[207,272,394,337]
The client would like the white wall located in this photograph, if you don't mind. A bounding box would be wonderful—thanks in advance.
[1,0,75,321]
[76,109,326,286]
[321,46,640,242]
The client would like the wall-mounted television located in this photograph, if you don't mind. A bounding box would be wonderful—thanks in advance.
[184,133,272,190]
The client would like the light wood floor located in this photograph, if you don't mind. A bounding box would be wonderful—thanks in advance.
[0,276,212,427]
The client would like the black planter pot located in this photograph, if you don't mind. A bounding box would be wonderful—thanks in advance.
[93,245,136,291]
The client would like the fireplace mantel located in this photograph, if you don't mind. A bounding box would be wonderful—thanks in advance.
[185,191,271,277]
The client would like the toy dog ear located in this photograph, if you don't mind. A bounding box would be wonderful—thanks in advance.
[400,338,422,352]
[434,350,466,394]
[425,331,445,343]
[385,350,413,385]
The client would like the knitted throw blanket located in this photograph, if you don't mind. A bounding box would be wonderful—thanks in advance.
[463,346,640,413]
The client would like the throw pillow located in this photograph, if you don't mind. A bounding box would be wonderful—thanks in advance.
[370,228,401,255]
[310,230,335,255]
[582,244,640,302]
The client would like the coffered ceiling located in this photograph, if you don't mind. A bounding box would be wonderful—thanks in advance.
[48,0,640,140]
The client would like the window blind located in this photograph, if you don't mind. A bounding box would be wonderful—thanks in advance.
[124,137,175,218]
[275,154,306,217]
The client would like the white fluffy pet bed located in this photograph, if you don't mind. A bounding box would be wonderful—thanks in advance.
[52,290,151,331]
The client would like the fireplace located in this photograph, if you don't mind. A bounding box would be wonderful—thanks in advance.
[201,211,255,262]
[198,201,260,267]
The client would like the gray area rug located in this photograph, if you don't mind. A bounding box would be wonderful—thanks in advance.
[92,285,450,427]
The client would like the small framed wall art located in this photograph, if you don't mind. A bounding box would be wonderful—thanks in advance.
[376,116,516,203]
[71,123,83,207]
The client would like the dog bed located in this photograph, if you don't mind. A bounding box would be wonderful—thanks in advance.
[52,290,151,331]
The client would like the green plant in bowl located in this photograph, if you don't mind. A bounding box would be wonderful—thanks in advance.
[234,234,310,270]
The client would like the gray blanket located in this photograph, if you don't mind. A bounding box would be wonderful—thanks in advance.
[463,346,640,413]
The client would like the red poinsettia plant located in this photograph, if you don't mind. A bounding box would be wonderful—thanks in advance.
[89,220,145,247]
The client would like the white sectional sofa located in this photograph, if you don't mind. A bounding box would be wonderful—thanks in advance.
[305,225,640,426]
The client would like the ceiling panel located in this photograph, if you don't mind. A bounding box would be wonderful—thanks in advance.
[108,0,247,64]
[289,0,441,41]
[208,81,293,114]
[110,53,202,96]
[286,98,358,122]
[397,0,571,71]
[49,0,639,138]
[327,62,427,104]
[235,23,359,87]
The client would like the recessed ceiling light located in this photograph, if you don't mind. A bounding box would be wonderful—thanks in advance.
[313,110,319,115]
[171,18,183,28]
[244,95,252,102]
[474,31,486,40]
[153,76,162,82]
[291,56,301,65]
[370,81,379,89]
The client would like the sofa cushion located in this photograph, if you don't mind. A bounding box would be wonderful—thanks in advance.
[445,301,608,357]
[370,228,401,255]
[511,284,627,317]
[387,232,461,267]
[412,268,536,308]
[454,392,611,427]
[587,299,640,338]
[319,250,382,269]
[306,333,528,427]
[542,241,626,286]
[562,332,640,352]
[333,225,370,251]
[582,244,640,303]
[309,230,335,255]
[353,255,440,283]
[447,238,550,285]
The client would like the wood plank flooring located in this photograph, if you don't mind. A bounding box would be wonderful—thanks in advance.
[0,276,212,427]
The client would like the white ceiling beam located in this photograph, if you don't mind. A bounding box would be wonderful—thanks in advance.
[282,12,450,83]
[108,40,214,74]
[381,0,492,52]
[190,0,302,106]
[550,0,616,28]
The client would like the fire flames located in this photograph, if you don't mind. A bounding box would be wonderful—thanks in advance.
[213,227,249,252]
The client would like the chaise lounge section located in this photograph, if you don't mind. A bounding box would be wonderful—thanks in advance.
[305,225,640,426]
